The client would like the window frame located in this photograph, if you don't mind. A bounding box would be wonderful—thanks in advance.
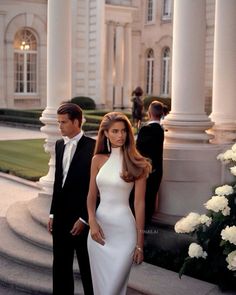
[162,0,172,21]
[14,29,38,95]
[161,47,170,97]
[146,49,154,95]
[145,0,156,25]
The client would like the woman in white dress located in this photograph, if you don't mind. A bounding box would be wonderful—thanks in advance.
[87,112,151,295]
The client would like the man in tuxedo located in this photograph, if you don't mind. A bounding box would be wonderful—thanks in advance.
[47,103,95,295]
[136,101,164,225]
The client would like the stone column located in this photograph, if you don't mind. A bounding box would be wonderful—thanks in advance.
[39,0,72,196]
[114,23,124,109]
[94,0,106,108]
[0,11,6,107]
[106,21,115,109]
[155,0,224,226]
[163,0,213,144]
[123,23,132,109]
[210,0,236,144]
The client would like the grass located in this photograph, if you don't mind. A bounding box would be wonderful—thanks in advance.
[0,139,49,181]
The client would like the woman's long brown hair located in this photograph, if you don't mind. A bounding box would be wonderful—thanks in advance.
[94,112,151,182]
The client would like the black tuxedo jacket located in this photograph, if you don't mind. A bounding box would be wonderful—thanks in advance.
[136,122,164,175]
[50,135,95,230]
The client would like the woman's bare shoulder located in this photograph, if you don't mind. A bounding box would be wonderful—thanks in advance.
[92,154,109,170]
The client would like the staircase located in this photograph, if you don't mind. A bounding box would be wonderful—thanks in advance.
[0,197,84,294]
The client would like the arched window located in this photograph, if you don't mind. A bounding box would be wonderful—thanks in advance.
[146,49,154,95]
[161,47,170,96]
[14,29,37,94]
[146,0,154,23]
[162,0,172,20]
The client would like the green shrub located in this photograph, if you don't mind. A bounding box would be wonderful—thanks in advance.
[0,108,41,118]
[71,96,96,110]
[0,114,42,126]
[83,122,99,131]
[143,96,171,111]
[84,115,102,124]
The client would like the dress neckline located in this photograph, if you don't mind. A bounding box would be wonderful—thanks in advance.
[110,146,122,156]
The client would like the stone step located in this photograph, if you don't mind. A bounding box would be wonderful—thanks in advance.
[27,197,49,227]
[0,217,52,272]
[0,254,83,295]
[6,201,52,250]
[0,283,30,295]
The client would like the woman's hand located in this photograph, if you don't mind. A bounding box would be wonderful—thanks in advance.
[133,245,144,264]
[90,219,105,245]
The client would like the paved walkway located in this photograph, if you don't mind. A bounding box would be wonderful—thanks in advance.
[0,124,46,141]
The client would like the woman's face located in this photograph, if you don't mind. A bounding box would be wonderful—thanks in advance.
[105,121,127,148]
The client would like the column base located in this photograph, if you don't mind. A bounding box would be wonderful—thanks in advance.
[163,113,214,144]
[157,143,231,219]
[208,123,236,144]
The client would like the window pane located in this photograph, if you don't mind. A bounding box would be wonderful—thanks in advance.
[26,53,37,93]
[162,48,170,95]
[14,53,25,93]
[147,0,153,22]
[163,0,172,19]
[146,49,154,95]
[14,29,37,50]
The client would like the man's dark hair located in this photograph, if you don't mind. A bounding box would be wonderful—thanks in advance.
[57,102,83,127]
[132,86,143,97]
[149,101,163,119]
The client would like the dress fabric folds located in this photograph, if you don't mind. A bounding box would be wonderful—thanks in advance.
[88,147,136,295]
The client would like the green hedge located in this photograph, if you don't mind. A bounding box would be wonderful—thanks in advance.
[0,108,42,118]
[71,96,96,110]
[0,114,42,126]
[83,122,99,131]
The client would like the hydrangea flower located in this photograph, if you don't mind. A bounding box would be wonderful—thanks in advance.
[188,243,207,259]
[204,195,230,216]
[221,226,236,246]
[174,212,200,233]
[230,166,236,176]
[226,251,236,271]
[215,185,233,196]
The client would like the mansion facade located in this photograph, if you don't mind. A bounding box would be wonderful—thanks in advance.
[0,0,214,111]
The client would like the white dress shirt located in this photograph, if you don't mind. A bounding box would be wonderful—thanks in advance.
[62,131,83,186]
[50,131,88,225]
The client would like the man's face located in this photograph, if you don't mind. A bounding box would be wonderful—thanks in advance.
[57,114,80,138]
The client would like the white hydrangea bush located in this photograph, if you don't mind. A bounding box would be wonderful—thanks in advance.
[175,143,236,290]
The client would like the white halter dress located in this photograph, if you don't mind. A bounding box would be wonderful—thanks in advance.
[87,147,136,295]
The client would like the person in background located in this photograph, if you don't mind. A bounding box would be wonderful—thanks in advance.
[47,102,95,295]
[136,101,164,225]
[131,86,144,130]
[160,104,169,130]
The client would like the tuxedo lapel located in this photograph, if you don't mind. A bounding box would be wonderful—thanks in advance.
[70,135,86,165]
[57,141,65,184]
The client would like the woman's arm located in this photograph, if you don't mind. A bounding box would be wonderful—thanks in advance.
[87,155,105,245]
[133,176,146,264]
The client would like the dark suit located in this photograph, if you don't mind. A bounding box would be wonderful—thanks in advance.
[136,122,164,224]
[50,135,95,295]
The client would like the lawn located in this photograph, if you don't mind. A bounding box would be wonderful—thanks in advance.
[0,139,49,181]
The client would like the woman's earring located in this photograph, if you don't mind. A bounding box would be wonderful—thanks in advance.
[107,138,111,152]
